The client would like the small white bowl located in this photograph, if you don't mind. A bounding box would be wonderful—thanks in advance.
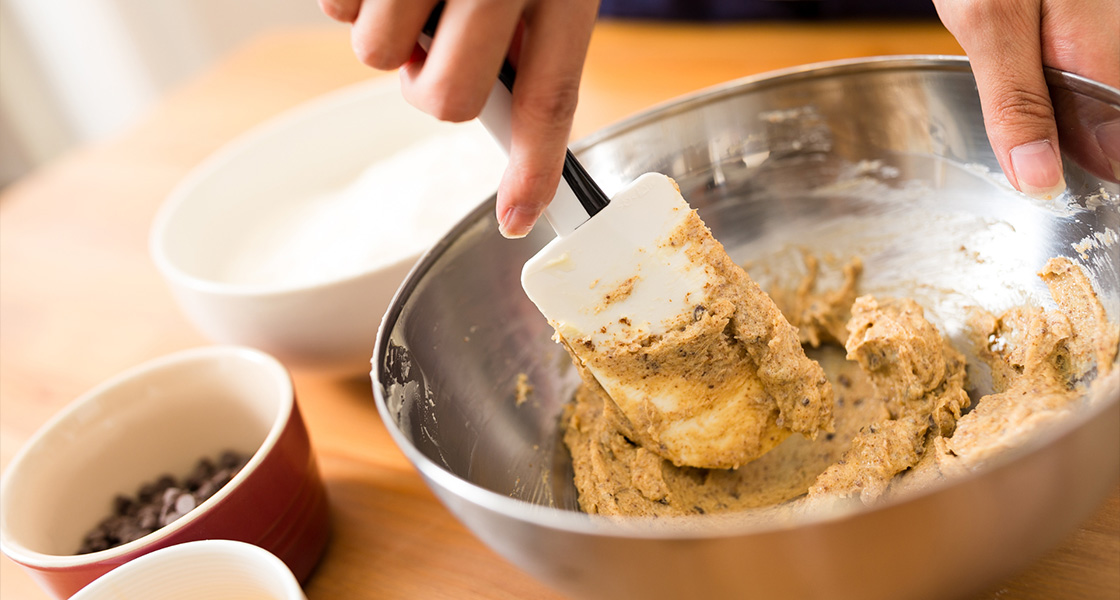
[151,77,505,374]
[70,540,306,600]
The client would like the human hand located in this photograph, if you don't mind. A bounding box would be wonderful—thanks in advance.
[934,0,1120,197]
[319,0,601,238]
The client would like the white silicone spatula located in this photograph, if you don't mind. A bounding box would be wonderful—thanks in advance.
[418,7,702,325]
[420,6,832,469]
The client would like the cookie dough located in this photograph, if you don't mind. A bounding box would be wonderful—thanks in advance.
[895,257,1119,489]
[563,345,880,516]
[562,255,1118,518]
[768,251,863,349]
[807,296,969,504]
[558,207,833,470]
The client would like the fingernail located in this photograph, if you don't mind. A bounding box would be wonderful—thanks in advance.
[498,206,537,239]
[1094,120,1120,180]
[1010,140,1065,199]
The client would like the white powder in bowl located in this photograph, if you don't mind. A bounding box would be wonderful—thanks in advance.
[222,128,505,288]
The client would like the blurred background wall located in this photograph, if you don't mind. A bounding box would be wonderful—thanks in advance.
[0,0,334,187]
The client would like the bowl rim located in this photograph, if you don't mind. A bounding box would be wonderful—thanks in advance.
[572,54,1120,155]
[0,345,295,567]
[372,54,1120,540]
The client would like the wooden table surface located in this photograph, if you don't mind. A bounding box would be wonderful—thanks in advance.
[2,20,1117,600]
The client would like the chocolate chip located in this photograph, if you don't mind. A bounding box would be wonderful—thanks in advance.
[137,475,174,503]
[77,529,109,554]
[193,479,218,500]
[175,493,197,514]
[218,450,244,469]
[184,458,216,492]
[136,503,160,530]
[76,450,249,554]
[159,488,198,526]
[161,486,182,505]
[112,495,134,517]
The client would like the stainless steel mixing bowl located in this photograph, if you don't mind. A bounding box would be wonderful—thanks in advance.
[373,57,1120,600]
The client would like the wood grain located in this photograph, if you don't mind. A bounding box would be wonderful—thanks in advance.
[2,21,1116,600]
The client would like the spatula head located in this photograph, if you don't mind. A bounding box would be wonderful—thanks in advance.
[522,173,834,469]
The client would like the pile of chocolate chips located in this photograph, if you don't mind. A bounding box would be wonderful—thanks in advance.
[76,449,250,554]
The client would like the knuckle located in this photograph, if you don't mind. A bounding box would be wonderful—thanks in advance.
[428,100,479,123]
[402,73,490,122]
[504,156,562,206]
[942,0,1032,40]
[420,89,483,123]
[351,36,404,71]
[513,79,580,128]
[955,0,1012,22]
[987,87,1054,128]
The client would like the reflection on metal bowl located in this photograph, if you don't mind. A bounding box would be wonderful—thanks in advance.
[373,57,1119,600]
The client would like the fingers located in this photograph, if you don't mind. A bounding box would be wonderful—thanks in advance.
[496,0,599,238]
[323,0,598,238]
[1037,0,1120,88]
[350,0,442,71]
[1050,86,1120,183]
[1041,0,1120,182]
[935,0,1064,199]
[400,0,524,122]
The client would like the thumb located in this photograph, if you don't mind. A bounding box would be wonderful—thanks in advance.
[936,0,1065,198]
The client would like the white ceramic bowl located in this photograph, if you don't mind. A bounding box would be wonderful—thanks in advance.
[70,540,306,600]
[151,77,506,374]
[0,346,329,599]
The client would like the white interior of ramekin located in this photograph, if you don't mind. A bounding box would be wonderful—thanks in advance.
[70,540,305,600]
[0,346,292,566]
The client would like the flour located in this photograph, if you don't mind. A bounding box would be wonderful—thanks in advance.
[222,129,505,288]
